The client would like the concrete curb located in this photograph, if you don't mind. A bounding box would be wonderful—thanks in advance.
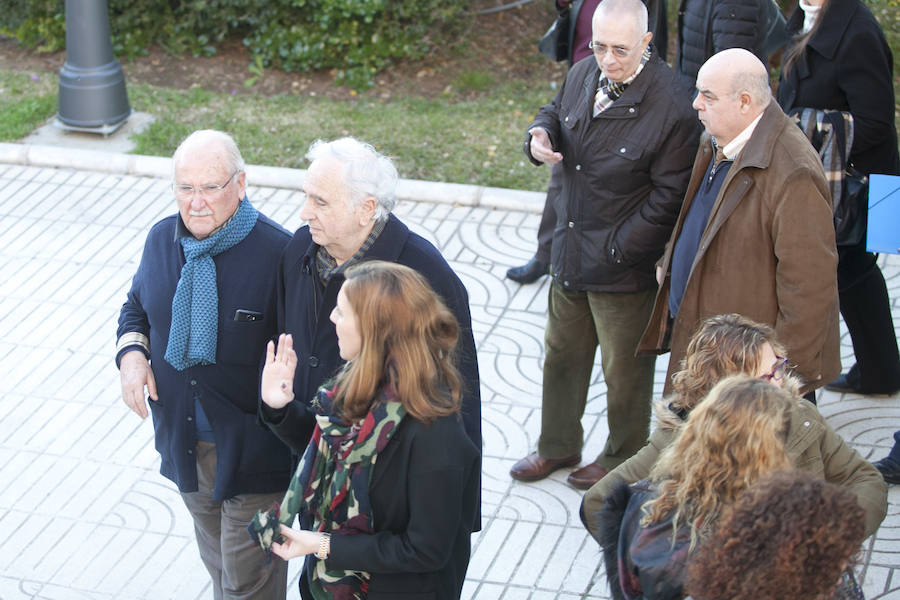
[0,142,545,214]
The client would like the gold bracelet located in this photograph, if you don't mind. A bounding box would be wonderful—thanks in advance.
[315,533,331,560]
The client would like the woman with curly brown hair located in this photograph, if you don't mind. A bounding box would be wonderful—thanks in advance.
[582,313,885,542]
[685,471,867,600]
[598,376,793,599]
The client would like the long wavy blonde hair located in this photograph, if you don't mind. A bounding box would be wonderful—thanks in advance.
[642,376,793,547]
[333,260,462,423]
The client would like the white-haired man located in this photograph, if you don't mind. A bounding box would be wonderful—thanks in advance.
[638,48,840,400]
[258,137,481,465]
[117,130,292,598]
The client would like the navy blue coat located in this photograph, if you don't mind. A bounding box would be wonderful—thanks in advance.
[117,211,293,500]
[259,213,482,456]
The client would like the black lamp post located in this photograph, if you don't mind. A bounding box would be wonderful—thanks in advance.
[57,0,131,134]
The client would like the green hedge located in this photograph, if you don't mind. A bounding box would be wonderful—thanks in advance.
[0,0,470,89]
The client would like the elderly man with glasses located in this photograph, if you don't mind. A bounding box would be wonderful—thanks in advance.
[510,0,700,490]
[116,129,292,599]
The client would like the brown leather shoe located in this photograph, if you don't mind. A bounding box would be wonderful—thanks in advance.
[510,452,581,482]
[566,462,610,490]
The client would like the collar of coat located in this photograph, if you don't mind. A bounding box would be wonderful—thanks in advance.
[787,0,860,60]
[580,47,663,113]
[704,101,788,173]
[298,212,410,275]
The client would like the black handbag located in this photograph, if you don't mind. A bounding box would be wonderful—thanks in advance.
[538,8,571,62]
[832,117,868,247]
[835,166,868,247]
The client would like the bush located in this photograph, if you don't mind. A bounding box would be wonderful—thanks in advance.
[0,0,470,89]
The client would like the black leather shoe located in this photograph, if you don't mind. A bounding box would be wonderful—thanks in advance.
[873,457,900,485]
[825,373,859,393]
[825,373,899,395]
[506,258,549,284]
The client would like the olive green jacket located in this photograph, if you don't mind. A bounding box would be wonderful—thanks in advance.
[582,397,887,540]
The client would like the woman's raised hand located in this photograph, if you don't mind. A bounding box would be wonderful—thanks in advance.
[260,333,298,409]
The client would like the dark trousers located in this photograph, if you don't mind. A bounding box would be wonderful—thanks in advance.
[181,442,288,600]
[837,243,900,393]
[539,283,657,469]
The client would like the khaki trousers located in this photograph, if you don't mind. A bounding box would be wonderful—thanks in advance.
[181,441,288,600]
[538,283,656,470]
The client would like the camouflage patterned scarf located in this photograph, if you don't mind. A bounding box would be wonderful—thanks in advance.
[283,381,405,599]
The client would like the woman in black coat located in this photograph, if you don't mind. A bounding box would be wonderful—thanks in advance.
[255,261,479,600]
[777,0,900,395]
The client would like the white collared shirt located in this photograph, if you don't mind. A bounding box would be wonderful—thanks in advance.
[719,112,765,160]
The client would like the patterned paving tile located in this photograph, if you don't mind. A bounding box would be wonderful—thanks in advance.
[1,161,898,599]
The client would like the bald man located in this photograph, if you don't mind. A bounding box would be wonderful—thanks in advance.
[510,0,700,489]
[637,49,840,399]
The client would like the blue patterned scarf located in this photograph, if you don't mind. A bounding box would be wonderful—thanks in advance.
[164,198,258,370]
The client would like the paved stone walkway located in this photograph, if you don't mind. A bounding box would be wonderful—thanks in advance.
[1,158,898,599]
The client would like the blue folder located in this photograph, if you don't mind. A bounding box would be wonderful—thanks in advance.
[867,174,900,255]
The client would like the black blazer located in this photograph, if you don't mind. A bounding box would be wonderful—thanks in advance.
[776,0,900,177]
[304,413,480,600]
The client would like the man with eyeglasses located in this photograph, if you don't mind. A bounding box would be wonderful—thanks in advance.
[116,129,292,599]
[510,0,700,490]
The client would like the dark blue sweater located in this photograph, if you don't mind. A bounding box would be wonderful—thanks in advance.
[117,211,293,500]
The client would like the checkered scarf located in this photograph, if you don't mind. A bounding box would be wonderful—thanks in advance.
[594,46,652,116]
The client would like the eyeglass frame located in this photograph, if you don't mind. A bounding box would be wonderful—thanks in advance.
[173,170,240,200]
[760,355,790,382]
[587,39,641,59]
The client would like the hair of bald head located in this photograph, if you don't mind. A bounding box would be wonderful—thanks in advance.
[593,0,649,36]
[705,49,772,109]
[172,129,246,179]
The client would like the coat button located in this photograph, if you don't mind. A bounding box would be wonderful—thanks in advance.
[619,147,626,153]
[190,379,197,386]
[309,356,319,367]
[187,449,193,455]
[563,280,569,286]
[568,221,574,228]
[575,164,582,170]
[628,107,635,113]
[187,416,193,422]
[804,421,810,427]
[565,116,569,122]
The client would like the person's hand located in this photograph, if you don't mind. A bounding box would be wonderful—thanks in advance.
[271,525,322,561]
[656,265,664,286]
[261,333,297,410]
[529,128,563,165]
[120,350,158,419]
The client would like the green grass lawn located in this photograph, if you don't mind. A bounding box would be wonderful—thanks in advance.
[2,0,898,193]
[0,68,558,192]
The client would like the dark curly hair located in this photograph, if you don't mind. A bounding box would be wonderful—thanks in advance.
[684,470,866,600]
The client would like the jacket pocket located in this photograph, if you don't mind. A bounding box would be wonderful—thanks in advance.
[217,319,270,366]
